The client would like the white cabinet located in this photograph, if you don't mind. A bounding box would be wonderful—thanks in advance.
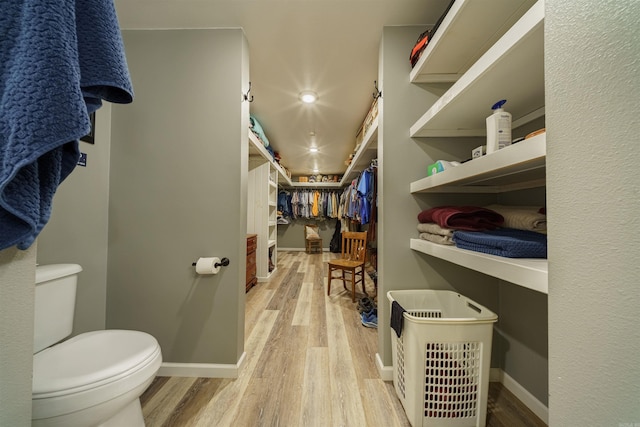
[409,1,547,294]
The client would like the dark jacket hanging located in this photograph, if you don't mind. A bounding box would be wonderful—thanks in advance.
[329,218,342,253]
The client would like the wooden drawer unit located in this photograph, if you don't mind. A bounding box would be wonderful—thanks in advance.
[246,234,257,292]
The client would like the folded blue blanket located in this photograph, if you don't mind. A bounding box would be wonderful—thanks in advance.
[250,115,270,147]
[1,0,133,250]
[452,228,547,258]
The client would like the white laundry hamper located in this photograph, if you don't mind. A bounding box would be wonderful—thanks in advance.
[387,290,498,427]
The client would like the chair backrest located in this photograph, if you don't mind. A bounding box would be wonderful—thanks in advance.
[305,224,320,240]
[341,231,367,261]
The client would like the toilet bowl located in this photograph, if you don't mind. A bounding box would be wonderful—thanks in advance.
[32,264,162,427]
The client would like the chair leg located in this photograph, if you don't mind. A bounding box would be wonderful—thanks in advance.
[327,267,332,296]
[360,268,367,296]
[351,272,356,303]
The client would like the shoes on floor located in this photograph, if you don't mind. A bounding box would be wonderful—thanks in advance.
[360,309,378,328]
[357,297,376,314]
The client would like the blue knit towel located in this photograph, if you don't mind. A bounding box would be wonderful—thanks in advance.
[452,228,547,258]
[0,0,133,250]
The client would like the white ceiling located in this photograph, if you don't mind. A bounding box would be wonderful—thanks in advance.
[114,0,452,176]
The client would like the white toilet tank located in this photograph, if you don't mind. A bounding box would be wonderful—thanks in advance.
[34,264,83,354]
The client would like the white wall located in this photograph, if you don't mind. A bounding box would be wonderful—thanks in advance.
[546,0,640,424]
[108,29,249,365]
[277,219,337,249]
[0,245,36,426]
[37,104,113,334]
[376,25,500,368]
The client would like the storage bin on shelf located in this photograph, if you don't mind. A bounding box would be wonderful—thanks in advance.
[387,290,497,427]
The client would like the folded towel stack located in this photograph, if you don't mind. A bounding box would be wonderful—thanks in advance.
[1,0,133,250]
[484,204,546,234]
[452,228,547,258]
[417,222,454,245]
[417,205,504,231]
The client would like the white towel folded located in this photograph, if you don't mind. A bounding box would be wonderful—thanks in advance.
[485,204,546,233]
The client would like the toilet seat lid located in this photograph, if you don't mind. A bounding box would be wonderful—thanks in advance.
[33,330,160,396]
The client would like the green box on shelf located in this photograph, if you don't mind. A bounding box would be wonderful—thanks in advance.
[427,162,444,176]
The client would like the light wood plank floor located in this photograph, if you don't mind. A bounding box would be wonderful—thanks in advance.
[141,251,546,426]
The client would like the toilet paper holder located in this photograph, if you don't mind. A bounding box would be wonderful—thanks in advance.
[191,257,230,268]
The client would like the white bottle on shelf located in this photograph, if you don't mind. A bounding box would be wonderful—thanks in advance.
[486,99,512,154]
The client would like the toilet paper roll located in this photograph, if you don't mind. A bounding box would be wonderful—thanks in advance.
[195,257,221,275]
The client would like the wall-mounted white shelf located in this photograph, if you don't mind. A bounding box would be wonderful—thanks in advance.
[410,238,548,294]
[289,181,342,188]
[249,130,293,186]
[340,117,378,186]
[410,0,537,83]
[410,1,544,137]
[411,133,545,193]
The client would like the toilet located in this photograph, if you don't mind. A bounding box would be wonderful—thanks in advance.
[32,264,162,427]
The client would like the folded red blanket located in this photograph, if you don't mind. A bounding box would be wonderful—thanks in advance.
[418,206,504,231]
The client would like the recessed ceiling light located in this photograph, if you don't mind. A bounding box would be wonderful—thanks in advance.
[312,168,319,173]
[299,91,318,104]
[309,147,318,153]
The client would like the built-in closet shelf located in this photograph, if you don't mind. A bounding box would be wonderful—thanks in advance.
[340,118,378,186]
[410,0,537,83]
[290,182,342,188]
[411,133,545,193]
[410,238,548,294]
[249,130,293,186]
[248,160,279,282]
[410,1,544,137]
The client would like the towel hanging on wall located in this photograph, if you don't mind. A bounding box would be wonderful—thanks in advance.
[0,0,134,250]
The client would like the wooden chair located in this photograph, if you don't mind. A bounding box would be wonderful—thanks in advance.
[327,231,367,302]
[304,224,323,254]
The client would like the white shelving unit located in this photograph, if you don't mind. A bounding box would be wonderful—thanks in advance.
[289,181,342,188]
[409,0,547,294]
[410,238,548,294]
[249,131,292,186]
[248,132,282,281]
[340,117,378,186]
[411,133,546,194]
[267,169,278,271]
[410,0,537,83]
[410,1,544,137]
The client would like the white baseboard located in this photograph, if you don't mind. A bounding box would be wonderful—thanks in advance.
[278,247,328,252]
[490,368,549,424]
[376,353,394,382]
[157,352,246,379]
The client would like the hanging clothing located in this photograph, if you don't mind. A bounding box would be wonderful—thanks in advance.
[286,189,341,220]
[312,190,320,217]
